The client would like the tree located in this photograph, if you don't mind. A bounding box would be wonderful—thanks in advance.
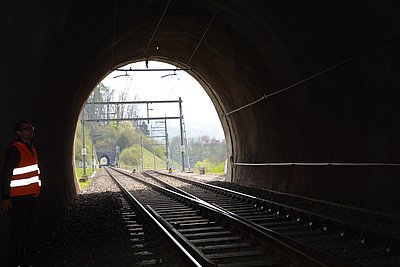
[86,83,112,124]
[120,145,140,166]
[116,134,130,151]
[168,135,227,170]
[194,159,213,172]
[155,146,165,160]
[74,122,94,165]
[201,135,210,143]
[139,122,149,136]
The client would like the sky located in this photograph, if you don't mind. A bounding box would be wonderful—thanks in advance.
[100,61,225,140]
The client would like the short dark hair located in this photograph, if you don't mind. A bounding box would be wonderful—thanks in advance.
[15,120,32,132]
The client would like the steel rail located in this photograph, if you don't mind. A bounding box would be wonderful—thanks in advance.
[104,167,202,267]
[151,170,398,242]
[146,170,357,266]
[154,171,400,266]
[111,167,328,266]
[145,206,216,267]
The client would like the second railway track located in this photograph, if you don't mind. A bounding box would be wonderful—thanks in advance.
[104,166,362,266]
[138,169,400,266]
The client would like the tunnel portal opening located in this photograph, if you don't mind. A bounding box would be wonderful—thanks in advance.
[99,155,111,166]
[74,60,229,186]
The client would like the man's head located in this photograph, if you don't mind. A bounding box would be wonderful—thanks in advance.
[15,120,34,143]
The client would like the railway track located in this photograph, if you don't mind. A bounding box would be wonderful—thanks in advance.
[140,169,400,266]
[105,168,202,266]
[104,166,360,266]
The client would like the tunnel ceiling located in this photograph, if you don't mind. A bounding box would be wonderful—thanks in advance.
[1,1,400,240]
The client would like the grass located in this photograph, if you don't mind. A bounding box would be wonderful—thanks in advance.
[76,167,98,189]
[209,162,225,175]
[120,147,181,171]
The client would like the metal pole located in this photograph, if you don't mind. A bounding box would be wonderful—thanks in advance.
[91,125,94,172]
[165,116,169,170]
[153,145,156,170]
[179,97,185,171]
[141,136,144,171]
[116,145,120,168]
[147,103,150,123]
[81,121,87,181]
[182,119,191,171]
[107,102,109,125]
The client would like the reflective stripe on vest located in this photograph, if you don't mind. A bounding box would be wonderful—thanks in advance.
[12,163,40,176]
[10,142,41,197]
[10,176,41,187]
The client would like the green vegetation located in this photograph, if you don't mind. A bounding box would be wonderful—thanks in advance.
[76,167,98,189]
[193,159,213,173]
[209,162,225,175]
[75,82,226,179]
[75,122,94,166]
[194,159,225,175]
[120,146,175,171]
[170,135,226,175]
[75,120,167,167]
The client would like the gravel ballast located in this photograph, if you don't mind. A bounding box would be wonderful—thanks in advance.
[29,168,134,266]
[155,170,400,238]
[27,168,400,265]
[207,180,400,238]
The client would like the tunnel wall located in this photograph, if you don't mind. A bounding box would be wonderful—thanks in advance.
[223,2,400,215]
[1,0,400,261]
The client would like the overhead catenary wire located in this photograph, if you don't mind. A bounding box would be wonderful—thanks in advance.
[111,0,118,68]
[113,68,192,72]
[186,8,219,66]
[225,33,400,117]
[142,0,172,59]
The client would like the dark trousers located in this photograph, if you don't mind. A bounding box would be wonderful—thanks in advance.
[8,194,36,267]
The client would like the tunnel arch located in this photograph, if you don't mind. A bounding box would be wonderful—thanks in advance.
[70,0,400,214]
[77,57,235,181]
[2,1,400,258]
[99,155,111,166]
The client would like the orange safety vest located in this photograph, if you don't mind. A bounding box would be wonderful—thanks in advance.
[10,142,41,197]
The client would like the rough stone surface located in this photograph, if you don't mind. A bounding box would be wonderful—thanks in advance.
[208,180,400,239]
[28,170,133,266]
[159,170,400,239]
[27,169,400,266]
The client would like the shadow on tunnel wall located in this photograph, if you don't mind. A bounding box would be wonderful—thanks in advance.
[1,0,400,261]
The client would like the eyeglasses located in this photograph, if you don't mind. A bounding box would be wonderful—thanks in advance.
[19,126,34,131]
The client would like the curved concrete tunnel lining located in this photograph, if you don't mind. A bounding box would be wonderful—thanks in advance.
[102,12,396,216]
[2,0,400,260]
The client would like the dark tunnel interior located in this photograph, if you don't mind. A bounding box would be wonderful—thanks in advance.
[1,0,400,259]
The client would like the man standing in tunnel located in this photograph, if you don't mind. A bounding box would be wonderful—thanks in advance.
[1,120,41,267]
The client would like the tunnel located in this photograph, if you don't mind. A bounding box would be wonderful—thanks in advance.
[99,155,111,166]
[1,0,400,259]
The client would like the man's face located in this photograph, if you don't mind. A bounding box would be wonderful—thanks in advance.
[16,122,34,142]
